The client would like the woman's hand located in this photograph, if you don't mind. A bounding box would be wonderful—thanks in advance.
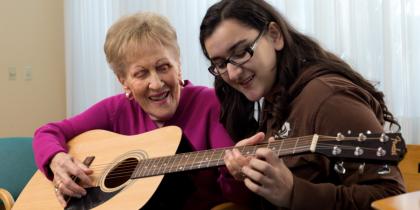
[223,132,265,180]
[242,148,294,208]
[49,152,93,207]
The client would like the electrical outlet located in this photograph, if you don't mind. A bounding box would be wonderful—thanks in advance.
[24,66,32,81]
[8,67,17,81]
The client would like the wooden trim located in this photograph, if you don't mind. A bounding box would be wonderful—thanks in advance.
[0,188,14,210]
[371,190,420,210]
[398,144,420,192]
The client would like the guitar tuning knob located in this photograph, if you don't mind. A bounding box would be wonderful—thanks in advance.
[358,162,365,174]
[380,133,389,142]
[334,161,346,174]
[336,133,345,141]
[377,164,391,175]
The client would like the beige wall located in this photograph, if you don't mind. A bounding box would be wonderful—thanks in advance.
[0,0,65,137]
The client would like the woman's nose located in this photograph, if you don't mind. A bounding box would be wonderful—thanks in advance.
[226,63,243,81]
[148,72,164,90]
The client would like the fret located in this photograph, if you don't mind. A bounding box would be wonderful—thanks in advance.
[243,145,255,157]
[267,141,275,153]
[268,142,277,152]
[194,150,206,170]
[152,157,163,176]
[180,153,192,172]
[156,156,170,175]
[174,154,186,172]
[252,145,257,157]
[206,149,215,168]
[167,153,180,173]
[188,151,199,170]
[215,149,225,167]
[293,137,299,154]
[141,158,152,177]
[199,149,212,168]
[146,158,159,177]
[278,139,285,156]
[133,159,145,178]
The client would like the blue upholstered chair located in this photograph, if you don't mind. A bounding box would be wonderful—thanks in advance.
[0,137,37,210]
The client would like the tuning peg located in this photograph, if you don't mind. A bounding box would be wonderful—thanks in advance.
[366,130,372,134]
[334,161,346,174]
[377,164,391,175]
[347,130,352,135]
[354,146,364,156]
[332,145,342,156]
[358,133,367,142]
[336,133,345,141]
[380,133,389,142]
[358,162,366,174]
[376,147,386,157]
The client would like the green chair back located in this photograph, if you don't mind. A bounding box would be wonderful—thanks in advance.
[0,137,37,200]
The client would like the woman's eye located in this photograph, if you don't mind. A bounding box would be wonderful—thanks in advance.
[157,64,170,72]
[215,62,227,69]
[134,70,147,78]
[231,49,248,59]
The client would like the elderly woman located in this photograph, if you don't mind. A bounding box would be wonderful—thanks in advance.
[33,12,249,209]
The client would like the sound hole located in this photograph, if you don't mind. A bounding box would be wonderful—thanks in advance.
[104,158,138,188]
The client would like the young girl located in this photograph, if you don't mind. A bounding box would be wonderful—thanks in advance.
[200,0,406,209]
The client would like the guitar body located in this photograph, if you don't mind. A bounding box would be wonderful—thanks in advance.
[14,126,182,210]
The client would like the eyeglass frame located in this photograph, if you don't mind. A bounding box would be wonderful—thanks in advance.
[207,26,267,76]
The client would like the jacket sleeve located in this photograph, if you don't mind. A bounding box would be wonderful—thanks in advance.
[33,97,115,179]
[289,91,406,210]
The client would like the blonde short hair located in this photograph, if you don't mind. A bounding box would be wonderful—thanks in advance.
[104,12,180,78]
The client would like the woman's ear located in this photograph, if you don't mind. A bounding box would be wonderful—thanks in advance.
[117,75,126,86]
[267,22,284,51]
[177,64,184,86]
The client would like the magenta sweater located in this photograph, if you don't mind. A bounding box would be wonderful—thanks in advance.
[33,81,252,209]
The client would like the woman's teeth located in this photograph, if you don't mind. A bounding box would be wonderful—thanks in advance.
[150,92,169,101]
[241,75,254,85]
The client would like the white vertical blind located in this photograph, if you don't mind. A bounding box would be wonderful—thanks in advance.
[64,0,420,143]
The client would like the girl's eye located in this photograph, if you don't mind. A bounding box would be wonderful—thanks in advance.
[231,49,248,59]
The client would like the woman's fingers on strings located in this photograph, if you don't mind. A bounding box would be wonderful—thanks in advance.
[58,164,87,196]
[224,149,247,180]
[267,136,276,142]
[236,132,265,146]
[74,160,94,187]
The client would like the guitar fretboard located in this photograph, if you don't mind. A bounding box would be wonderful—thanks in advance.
[131,135,316,179]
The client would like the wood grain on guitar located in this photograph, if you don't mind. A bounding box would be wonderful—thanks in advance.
[13,127,406,209]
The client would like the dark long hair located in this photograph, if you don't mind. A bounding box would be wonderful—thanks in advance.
[199,0,399,141]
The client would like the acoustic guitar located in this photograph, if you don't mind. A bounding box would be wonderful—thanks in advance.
[13,126,406,210]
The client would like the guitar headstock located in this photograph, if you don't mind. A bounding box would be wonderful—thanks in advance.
[314,132,406,165]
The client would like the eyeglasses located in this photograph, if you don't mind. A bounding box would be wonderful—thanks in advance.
[208,27,266,76]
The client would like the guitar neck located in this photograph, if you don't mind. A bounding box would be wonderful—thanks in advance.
[131,135,318,179]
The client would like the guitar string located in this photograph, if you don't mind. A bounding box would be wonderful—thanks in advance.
[92,142,393,180]
[87,135,381,169]
[85,135,388,168]
[87,136,316,171]
[86,137,392,175]
[87,140,390,176]
[91,137,317,179]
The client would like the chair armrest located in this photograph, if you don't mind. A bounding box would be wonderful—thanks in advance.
[0,188,14,210]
